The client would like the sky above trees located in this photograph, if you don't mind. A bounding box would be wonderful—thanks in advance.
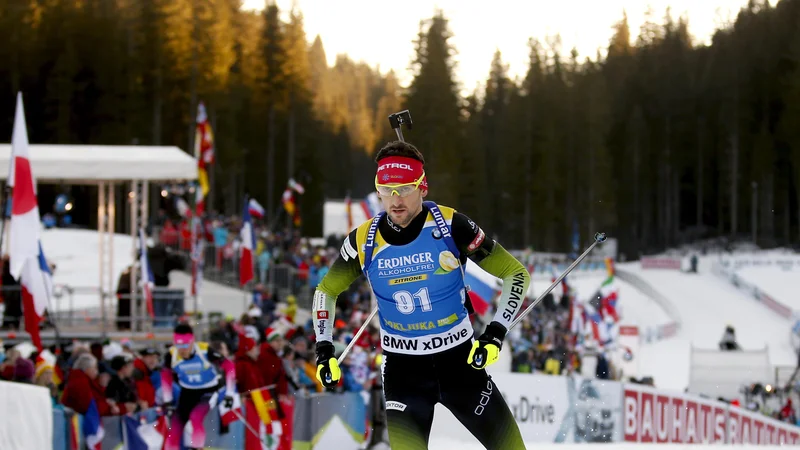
[246,0,776,92]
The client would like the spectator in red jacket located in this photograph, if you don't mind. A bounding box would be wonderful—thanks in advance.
[235,334,264,394]
[132,347,160,408]
[780,398,796,424]
[258,327,289,401]
[61,353,131,416]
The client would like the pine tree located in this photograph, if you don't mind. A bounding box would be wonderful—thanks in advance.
[403,11,463,207]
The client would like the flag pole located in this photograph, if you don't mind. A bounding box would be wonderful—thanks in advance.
[40,261,63,352]
[0,183,10,256]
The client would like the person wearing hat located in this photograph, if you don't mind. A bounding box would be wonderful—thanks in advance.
[34,360,60,404]
[13,357,35,383]
[257,326,289,401]
[105,354,139,413]
[234,333,262,392]
[312,140,529,449]
[162,323,236,450]
[132,347,160,408]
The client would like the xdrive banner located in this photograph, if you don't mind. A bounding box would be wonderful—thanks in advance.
[429,373,624,444]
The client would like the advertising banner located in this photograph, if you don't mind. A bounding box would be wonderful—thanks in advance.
[640,257,682,270]
[623,383,800,445]
[429,373,623,445]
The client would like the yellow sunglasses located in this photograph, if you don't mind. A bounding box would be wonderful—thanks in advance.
[375,172,426,197]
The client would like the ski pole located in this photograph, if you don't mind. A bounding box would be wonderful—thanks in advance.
[232,407,267,445]
[508,232,607,330]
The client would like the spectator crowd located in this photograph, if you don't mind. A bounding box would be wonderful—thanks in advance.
[0,205,794,449]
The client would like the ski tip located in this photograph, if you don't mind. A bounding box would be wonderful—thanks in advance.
[594,232,607,243]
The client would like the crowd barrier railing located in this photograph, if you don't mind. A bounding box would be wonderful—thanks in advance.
[42,372,799,449]
[49,390,371,450]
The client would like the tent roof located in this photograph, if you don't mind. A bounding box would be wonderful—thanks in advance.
[0,144,197,183]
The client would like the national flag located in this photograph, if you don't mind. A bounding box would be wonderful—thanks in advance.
[240,196,255,286]
[194,102,215,216]
[287,177,305,194]
[598,275,619,323]
[344,194,353,231]
[18,242,53,352]
[251,386,283,447]
[359,192,382,219]
[175,197,191,217]
[138,228,155,317]
[248,198,265,219]
[217,386,243,427]
[7,94,53,351]
[68,412,81,450]
[462,270,496,316]
[83,399,104,450]
[281,189,301,227]
[251,386,280,425]
[8,92,40,279]
[605,257,616,277]
[157,367,175,405]
[122,415,167,450]
[581,300,613,347]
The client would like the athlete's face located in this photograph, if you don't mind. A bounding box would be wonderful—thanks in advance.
[378,187,427,227]
[178,347,192,359]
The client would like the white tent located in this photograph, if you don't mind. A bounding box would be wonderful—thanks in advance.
[0,144,196,182]
[0,143,197,333]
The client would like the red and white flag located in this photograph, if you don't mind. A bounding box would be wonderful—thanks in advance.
[287,178,305,194]
[248,198,265,219]
[239,196,255,286]
[8,92,52,351]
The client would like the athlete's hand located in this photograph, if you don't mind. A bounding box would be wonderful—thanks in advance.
[315,341,341,388]
[468,321,507,369]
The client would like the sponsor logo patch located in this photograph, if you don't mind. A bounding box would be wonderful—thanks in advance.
[385,401,408,412]
[468,228,486,251]
[378,163,414,171]
[437,313,458,327]
[388,274,427,285]
[316,311,328,319]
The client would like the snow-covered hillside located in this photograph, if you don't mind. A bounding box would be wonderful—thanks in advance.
[620,260,797,392]
[38,228,252,318]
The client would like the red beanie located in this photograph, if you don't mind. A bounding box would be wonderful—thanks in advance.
[238,333,256,355]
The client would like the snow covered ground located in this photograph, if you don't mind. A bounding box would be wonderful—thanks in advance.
[733,264,800,311]
[467,259,673,336]
[530,272,673,332]
[38,228,253,318]
[619,260,797,392]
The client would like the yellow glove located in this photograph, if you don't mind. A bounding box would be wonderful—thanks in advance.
[467,322,506,369]
[315,341,341,388]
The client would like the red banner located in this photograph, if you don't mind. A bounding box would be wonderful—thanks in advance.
[624,384,800,444]
[641,257,682,270]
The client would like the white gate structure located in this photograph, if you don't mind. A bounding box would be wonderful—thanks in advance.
[688,345,772,400]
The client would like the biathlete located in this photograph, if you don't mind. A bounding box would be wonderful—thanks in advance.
[312,141,529,449]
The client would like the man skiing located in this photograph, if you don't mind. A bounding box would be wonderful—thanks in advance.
[313,140,528,449]
[161,323,237,450]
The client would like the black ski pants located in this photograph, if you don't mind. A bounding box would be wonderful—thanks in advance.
[381,340,526,450]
